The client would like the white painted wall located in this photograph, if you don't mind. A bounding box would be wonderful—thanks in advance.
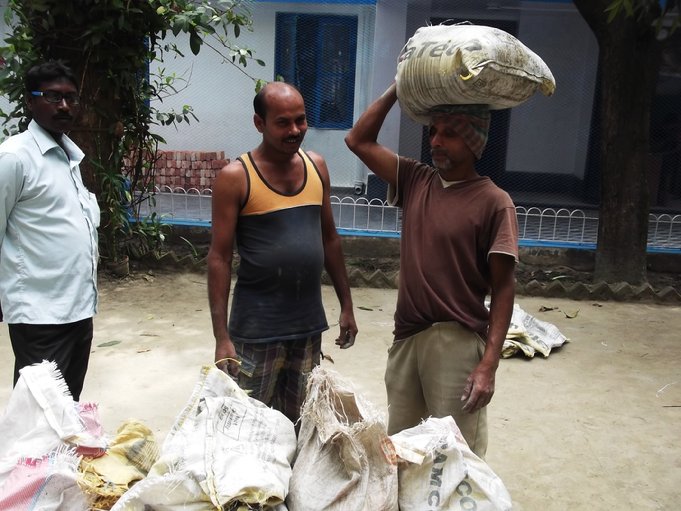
[151,2,377,189]
[506,3,598,178]
[347,0,407,191]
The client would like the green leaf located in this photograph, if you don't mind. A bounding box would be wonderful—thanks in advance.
[97,340,122,347]
[189,30,202,55]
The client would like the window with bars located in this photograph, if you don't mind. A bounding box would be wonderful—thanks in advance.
[275,13,358,129]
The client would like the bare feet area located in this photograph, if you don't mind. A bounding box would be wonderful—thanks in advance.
[1,269,679,510]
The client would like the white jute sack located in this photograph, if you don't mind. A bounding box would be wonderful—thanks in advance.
[0,446,88,511]
[396,23,556,123]
[286,367,399,511]
[0,360,106,488]
[391,416,512,511]
[111,365,297,510]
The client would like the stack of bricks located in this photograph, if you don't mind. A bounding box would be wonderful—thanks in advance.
[154,150,229,190]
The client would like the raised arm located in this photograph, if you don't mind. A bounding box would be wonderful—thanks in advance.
[309,151,358,349]
[345,83,400,187]
[207,161,246,375]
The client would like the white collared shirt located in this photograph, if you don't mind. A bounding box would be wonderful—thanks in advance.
[0,120,99,324]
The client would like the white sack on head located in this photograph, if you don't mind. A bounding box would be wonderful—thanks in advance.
[396,23,556,124]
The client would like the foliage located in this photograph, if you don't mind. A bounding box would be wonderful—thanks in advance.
[0,0,265,266]
[605,0,680,33]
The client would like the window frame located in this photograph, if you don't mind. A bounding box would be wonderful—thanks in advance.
[275,12,358,130]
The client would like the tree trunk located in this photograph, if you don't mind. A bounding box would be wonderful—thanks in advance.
[574,0,661,285]
[596,26,658,284]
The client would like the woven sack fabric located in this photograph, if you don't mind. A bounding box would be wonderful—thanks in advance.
[396,23,556,124]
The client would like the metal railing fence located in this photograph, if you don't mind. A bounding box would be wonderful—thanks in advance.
[134,187,681,253]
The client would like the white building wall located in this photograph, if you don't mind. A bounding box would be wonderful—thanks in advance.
[151,2,377,189]
[506,3,598,178]
[349,0,407,192]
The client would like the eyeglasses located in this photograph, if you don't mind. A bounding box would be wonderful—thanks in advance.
[31,90,81,105]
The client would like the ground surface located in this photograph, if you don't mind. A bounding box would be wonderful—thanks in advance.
[1,269,679,510]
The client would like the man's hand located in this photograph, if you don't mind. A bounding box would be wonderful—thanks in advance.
[461,362,497,413]
[215,336,240,377]
[335,310,358,349]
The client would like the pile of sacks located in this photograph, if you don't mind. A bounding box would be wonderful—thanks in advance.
[0,361,160,511]
[395,22,555,122]
[0,362,513,510]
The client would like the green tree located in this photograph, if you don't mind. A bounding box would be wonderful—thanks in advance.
[573,0,680,284]
[0,0,264,267]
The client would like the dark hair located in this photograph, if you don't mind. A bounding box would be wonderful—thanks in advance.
[253,84,268,119]
[24,60,78,94]
[253,81,302,120]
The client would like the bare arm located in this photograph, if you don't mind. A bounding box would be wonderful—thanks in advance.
[461,253,516,413]
[309,151,358,348]
[207,161,246,375]
[345,83,400,187]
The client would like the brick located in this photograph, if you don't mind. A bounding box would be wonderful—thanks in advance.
[632,283,657,301]
[656,286,681,303]
[566,282,590,300]
[522,280,545,296]
[589,281,616,301]
[610,282,636,301]
[544,280,568,298]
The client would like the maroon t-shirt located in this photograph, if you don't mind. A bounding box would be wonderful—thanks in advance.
[390,157,518,339]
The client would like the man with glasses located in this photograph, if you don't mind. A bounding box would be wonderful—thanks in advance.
[0,60,99,400]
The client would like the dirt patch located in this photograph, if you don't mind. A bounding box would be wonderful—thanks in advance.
[3,270,680,509]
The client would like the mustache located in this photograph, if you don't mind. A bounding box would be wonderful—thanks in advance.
[54,114,73,120]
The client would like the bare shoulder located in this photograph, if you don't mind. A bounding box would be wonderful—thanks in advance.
[304,149,330,176]
[219,158,246,176]
[212,159,247,203]
[214,159,246,184]
[303,149,325,165]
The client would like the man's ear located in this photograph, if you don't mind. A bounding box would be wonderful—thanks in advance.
[253,113,265,133]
